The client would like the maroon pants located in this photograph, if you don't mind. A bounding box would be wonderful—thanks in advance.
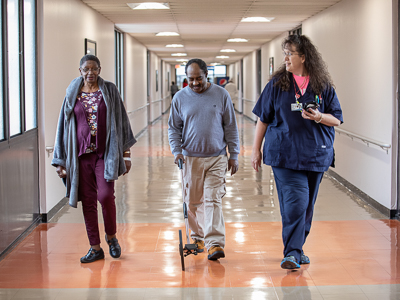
[78,152,116,246]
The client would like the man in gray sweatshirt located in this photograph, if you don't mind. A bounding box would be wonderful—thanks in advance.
[168,58,240,261]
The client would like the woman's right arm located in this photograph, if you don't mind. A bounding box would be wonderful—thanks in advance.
[251,118,268,172]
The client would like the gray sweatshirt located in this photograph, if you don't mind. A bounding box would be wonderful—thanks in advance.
[168,83,240,160]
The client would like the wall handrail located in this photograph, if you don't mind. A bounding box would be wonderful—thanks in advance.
[242,98,255,103]
[151,99,163,104]
[335,127,391,153]
[128,103,149,114]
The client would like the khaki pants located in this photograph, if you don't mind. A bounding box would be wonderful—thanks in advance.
[183,155,227,249]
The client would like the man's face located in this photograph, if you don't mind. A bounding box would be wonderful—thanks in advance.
[186,63,208,94]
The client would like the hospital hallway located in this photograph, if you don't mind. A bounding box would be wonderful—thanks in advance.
[0,113,400,300]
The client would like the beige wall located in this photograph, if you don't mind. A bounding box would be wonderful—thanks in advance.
[303,0,395,209]
[38,0,115,214]
[227,62,242,111]
[257,0,396,209]
[124,33,148,136]
[242,51,258,121]
[260,32,286,88]
[38,0,157,214]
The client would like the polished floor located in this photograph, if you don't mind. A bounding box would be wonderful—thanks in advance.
[1,114,400,299]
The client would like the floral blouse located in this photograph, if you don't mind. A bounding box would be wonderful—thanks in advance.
[77,90,103,153]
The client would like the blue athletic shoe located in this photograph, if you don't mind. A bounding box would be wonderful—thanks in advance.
[281,256,300,269]
[300,254,310,264]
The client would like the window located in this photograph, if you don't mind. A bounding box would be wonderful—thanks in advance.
[24,0,36,131]
[115,29,124,99]
[7,0,21,136]
[0,3,4,140]
[0,0,37,141]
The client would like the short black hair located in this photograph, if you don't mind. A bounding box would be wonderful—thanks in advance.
[172,81,175,85]
[80,54,101,68]
[185,58,208,75]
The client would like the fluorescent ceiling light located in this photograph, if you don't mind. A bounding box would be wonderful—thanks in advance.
[216,56,229,59]
[171,53,187,56]
[176,59,187,62]
[166,44,184,48]
[241,17,274,22]
[156,32,180,36]
[220,49,236,52]
[227,38,248,42]
[127,2,169,10]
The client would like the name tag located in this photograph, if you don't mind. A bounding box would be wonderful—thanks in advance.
[291,103,302,111]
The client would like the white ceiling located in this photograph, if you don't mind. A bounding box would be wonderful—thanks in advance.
[81,0,342,65]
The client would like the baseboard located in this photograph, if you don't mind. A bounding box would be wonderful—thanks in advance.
[41,197,68,223]
[326,169,396,219]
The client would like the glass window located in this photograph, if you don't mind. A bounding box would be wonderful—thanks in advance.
[7,0,21,136]
[24,0,36,130]
[0,3,4,140]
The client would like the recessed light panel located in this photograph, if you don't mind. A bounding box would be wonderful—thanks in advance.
[171,53,187,56]
[216,56,229,59]
[156,32,180,36]
[241,17,274,22]
[220,49,236,52]
[127,3,170,10]
[166,44,184,48]
[227,38,248,42]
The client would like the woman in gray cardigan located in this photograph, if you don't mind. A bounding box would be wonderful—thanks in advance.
[52,55,136,263]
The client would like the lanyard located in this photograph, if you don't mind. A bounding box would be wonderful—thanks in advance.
[294,79,323,108]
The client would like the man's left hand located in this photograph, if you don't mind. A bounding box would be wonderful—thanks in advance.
[228,159,239,176]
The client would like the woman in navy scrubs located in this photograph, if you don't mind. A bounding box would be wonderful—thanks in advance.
[252,35,343,269]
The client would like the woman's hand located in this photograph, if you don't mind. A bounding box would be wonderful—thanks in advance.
[251,150,262,172]
[252,119,268,172]
[123,150,131,175]
[123,160,131,175]
[56,166,67,178]
[302,108,321,122]
[302,108,341,126]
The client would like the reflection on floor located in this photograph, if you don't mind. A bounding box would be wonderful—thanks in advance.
[0,114,399,300]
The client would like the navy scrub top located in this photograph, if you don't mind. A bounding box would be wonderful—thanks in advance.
[252,76,343,172]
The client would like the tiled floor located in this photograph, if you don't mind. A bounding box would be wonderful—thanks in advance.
[0,114,399,299]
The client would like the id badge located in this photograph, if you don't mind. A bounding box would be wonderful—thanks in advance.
[291,103,302,111]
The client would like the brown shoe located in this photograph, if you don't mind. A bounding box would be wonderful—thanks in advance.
[193,239,205,253]
[208,245,225,260]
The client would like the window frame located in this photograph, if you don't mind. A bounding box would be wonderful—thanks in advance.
[0,0,37,143]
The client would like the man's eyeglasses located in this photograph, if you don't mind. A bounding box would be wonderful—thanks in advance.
[80,68,100,74]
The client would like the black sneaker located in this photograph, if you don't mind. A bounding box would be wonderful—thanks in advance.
[106,234,121,258]
[80,248,105,263]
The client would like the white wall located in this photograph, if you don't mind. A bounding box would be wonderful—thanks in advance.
[242,51,258,121]
[260,32,286,88]
[161,61,172,114]
[124,33,148,136]
[148,52,163,123]
[257,0,396,210]
[38,0,115,214]
[227,62,241,111]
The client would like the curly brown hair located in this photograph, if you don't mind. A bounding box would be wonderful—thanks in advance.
[271,35,334,94]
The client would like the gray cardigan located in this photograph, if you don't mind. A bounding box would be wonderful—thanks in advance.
[52,76,136,208]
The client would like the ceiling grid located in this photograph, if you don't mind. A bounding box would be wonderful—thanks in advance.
[81,0,342,64]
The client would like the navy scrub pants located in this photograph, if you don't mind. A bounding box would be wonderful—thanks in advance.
[272,167,324,263]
